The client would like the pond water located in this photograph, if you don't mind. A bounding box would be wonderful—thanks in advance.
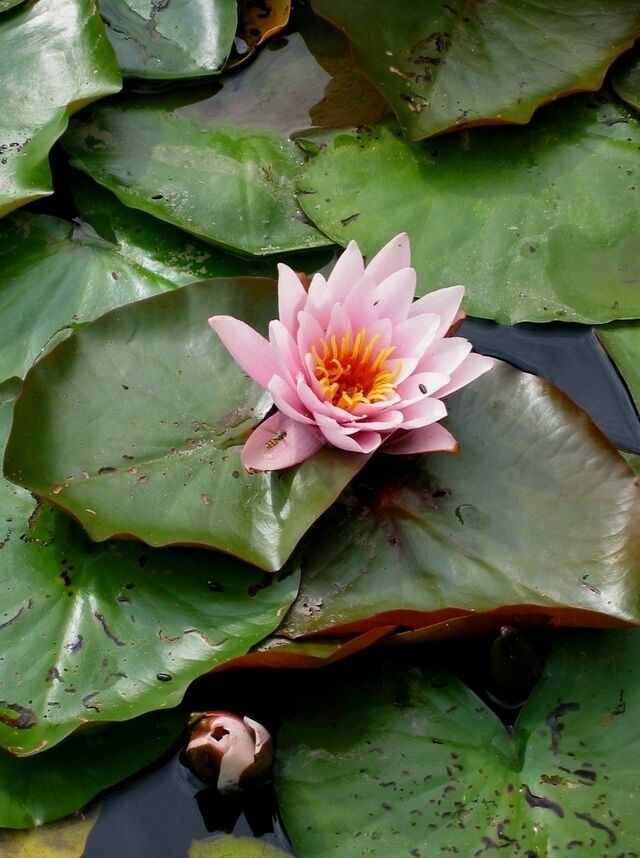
[81,319,640,857]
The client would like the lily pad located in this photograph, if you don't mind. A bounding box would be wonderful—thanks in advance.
[0,378,300,755]
[0,708,182,827]
[99,0,236,79]
[612,43,640,112]
[312,0,640,140]
[297,93,640,324]
[0,0,121,217]
[0,0,26,12]
[189,835,291,858]
[0,806,100,855]
[228,0,291,70]
[597,321,640,412]
[279,362,640,638]
[276,629,640,855]
[3,279,366,571]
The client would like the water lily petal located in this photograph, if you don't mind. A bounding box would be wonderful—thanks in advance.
[342,273,379,329]
[409,285,465,339]
[397,371,451,403]
[305,273,332,329]
[268,375,313,424]
[435,353,496,398]
[326,240,365,303]
[315,413,382,453]
[365,233,410,284]
[208,315,276,388]
[393,314,441,361]
[277,264,308,338]
[399,396,447,430]
[241,412,324,472]
[297,310,325,362]
[297,373,353,423]
[415,337,472,375]
[269,320,304,385]
[375,268,416,324]
[384,422,459,455]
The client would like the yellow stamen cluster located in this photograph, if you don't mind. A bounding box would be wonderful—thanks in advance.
[311,327,400,411]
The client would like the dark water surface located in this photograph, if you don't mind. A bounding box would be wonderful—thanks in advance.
[82,320,640,857]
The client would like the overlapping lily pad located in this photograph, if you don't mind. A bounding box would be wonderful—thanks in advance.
[297,93,640,324]
[312,0,640,139]
[612,43,640,112]
[279,363,640,639]
[276,629,640,855]
[99,0,236,79]
[597,321,640,412]
[0,708,182,827]
[0,0,121,217]
[0,194,287,383]
[3,279,366,571]
[0,377,300,755]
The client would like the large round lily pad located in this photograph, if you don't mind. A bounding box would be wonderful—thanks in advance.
[276,629,640,855]
[597,321,640,412]
[279,362,640,638]
[0,379,300,755]
[100,0,236,79]
[311,0,640,139]
[297,93,640,324]
[3,279,366,572]
[0,0,121,217]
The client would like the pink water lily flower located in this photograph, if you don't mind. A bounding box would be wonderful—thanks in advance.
[209,234,494,472]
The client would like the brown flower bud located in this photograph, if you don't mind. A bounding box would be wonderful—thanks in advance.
[184,711,273,793]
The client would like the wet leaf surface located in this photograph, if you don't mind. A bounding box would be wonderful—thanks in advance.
[277,629,640,856]
[297,93,640,324]
[312,0,640,139]
[99,0,237,79]
[0,0,121,216]
[0,805,100,855]
[612,43,640,112]
[3,279,366,571]
[0,708,182,827]
[0,379,300,755]
[279,362,640,638]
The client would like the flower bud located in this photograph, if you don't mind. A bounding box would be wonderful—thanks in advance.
[184,711,273,793]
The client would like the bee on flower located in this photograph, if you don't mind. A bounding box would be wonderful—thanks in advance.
[209,233,494,472]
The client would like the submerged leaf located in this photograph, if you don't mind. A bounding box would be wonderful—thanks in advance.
[0,806,100,855]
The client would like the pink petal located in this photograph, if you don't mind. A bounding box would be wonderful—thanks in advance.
[435,353,496,398]
[397,371,451,403]
[241,412,324,472]
[315,413,382,453]
[325,303,353,343]
[374,268,416,324]
[326,240,365,303]
[297,374,352,422]
[365,233,411,285]
[277,264,308,338]
[409,285,465,339]
[383,423,459,455]
[342,273,379,329]
[296,310,325,362]
[305,273,332,329]
[398,397,447,430]
[268,375,314,424]
[347,411,405,432]
[269,320,303,385]
[208,315,276,389]
[415,337,472,375]
[393,314,440,361]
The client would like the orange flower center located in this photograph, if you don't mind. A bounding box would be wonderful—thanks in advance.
[311,327,400,412]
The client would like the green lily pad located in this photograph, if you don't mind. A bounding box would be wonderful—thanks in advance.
[297,93,640,324]
[100,0,236,79]
[0,708,182,827]
[279,362,640,638]
[312,0,640,140]
[0,0,121,217]
[0,0,26,12]
[62,30,340,255]
[0,378,300,755]
[3,279,366,572]
[277,629,640,855]
[612,43,640,112]
[597,321,640,412]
